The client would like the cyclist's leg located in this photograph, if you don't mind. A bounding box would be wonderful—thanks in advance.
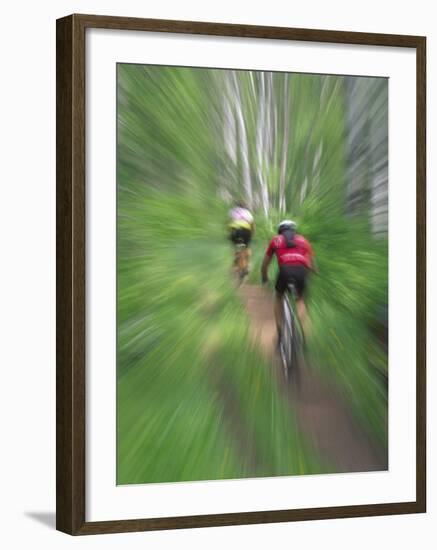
[296,298,309,337]
[238,247,246,274]
[242,249,249,275]
[241,229,251,275]
[230,228,241,268]
[274,267,288,339]
[293,267,310,339]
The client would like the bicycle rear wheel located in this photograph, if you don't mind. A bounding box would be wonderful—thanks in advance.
[280,291,301,383]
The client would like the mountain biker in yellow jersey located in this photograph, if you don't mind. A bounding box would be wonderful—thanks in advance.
[228,201,255,276]
[261,220,316,343]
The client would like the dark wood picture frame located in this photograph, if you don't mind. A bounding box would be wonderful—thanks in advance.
[56,13,426,535]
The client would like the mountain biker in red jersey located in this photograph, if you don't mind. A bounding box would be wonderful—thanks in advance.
[261,220,316,343]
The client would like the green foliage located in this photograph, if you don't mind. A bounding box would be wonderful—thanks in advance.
[117,190,323,483]
[117,63,388,484]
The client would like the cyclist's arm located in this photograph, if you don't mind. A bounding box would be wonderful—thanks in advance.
[261,254,272,283]
[261,239,275,283]
[307,241,318,273]
[309,261,319,275]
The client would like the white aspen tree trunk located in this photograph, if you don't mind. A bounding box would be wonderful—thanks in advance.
[256,72,269,216]
[231,71,253,208]
[262,72,273,215]
[218,74,238,203]
[279,75,290,214]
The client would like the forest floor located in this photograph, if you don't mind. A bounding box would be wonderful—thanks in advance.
[239,283,388,473]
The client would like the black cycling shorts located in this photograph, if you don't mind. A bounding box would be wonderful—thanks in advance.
[275,265,308,297]
[230,227,252,246]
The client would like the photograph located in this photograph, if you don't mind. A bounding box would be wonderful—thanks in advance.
[0,0,431,545]
[116,63,389,485]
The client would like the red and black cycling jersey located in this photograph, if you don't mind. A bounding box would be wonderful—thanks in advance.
[265,234,313,269]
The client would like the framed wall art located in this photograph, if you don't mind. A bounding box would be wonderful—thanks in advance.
[56,13,426,535]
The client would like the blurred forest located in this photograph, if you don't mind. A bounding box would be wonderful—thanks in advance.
[116,64,388,484]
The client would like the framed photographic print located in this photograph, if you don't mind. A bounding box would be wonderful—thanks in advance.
[56,14,426,535]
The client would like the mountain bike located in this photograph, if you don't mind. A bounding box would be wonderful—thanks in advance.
[279,283,304,384]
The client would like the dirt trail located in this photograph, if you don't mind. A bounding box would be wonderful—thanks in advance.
[239,283,387,473]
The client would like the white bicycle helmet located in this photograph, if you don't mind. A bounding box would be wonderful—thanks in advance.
[277,219,297,233]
